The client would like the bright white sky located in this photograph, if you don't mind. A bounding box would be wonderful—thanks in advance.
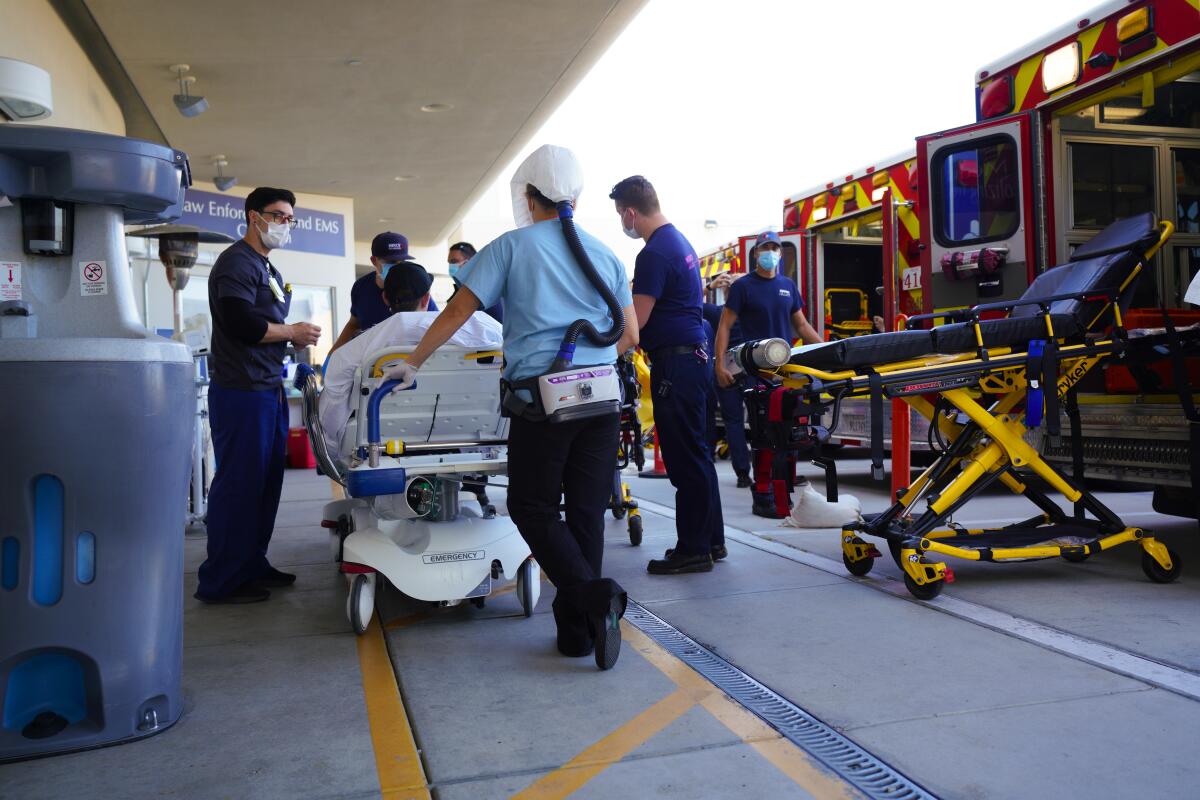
[451,0,1095,272]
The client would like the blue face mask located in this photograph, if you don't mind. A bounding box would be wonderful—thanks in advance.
[380,261,398,279]
[757,250,781,271]
[448,262,460,278]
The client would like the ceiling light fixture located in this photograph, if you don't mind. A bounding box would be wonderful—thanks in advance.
[212,156,236,192]
[393,175,416,181]
[170,64,208,118]
[0,57,53,120]
[419,103,452,113]
[345,58,363,67]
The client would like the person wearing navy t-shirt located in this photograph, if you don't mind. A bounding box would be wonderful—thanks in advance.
[329,231,438,353]
[715,230,821,517]
[714,231,820,370]
[612,175,725,575]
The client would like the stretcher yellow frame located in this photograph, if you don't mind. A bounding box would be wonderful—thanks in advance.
[763,222,1181,598]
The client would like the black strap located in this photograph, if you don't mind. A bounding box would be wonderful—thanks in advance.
[868,371,884,481]
[1043,338,1061,443]
[1065,387,1085,521]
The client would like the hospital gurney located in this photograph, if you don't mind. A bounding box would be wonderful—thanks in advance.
[295,346,539,634]
[737,213,1183,599]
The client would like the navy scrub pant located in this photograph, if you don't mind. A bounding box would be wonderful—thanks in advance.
[708,378,750,475]
[506,412,623,634]
[197,383,288,598]
[651,350,725,555]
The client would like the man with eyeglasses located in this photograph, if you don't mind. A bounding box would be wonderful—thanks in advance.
[197,187,322,604]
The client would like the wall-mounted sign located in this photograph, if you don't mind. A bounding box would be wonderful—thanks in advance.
[177,189,345,257]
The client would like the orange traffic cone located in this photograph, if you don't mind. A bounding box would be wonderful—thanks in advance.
[638,429,669,479]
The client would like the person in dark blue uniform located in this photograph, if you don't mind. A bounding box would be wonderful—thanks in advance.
[702,292,751,487]
[329,231,437,352]
[447,241,503,324]
[714,230,822,518]
[196,187,322,604]
[612,175,725,574]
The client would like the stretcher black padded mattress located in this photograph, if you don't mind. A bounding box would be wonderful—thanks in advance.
[787,214,1156,371]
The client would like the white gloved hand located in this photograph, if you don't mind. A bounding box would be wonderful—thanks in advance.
[383,362,419,391]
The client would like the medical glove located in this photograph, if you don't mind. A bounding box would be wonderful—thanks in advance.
[384,362,419,391]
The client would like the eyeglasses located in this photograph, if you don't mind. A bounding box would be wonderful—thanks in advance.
[256,209,299,228]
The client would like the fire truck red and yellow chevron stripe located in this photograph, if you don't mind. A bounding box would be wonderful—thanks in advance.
[977,0,1199,116]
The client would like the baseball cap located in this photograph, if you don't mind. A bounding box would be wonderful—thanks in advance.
[383,262,433,306]
[372,231,413,261]
[754,231,782,248]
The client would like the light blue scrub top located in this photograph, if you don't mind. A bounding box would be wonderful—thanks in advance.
[458,219,632,382]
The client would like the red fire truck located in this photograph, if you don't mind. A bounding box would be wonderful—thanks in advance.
[780,0,1200,508]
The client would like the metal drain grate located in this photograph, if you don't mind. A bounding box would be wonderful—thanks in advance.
[624,601,936,800]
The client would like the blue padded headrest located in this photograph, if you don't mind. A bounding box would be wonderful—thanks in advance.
[1070,212,1158,261]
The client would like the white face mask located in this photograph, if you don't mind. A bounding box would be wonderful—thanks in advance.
[258,216,291,250]
[621,211,639,240]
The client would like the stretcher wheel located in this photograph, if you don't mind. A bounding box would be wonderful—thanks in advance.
[887,539,905,568]
[628,514,643,546]
[1061,549,1090,563]
[516,557,539,618]
[610,471,626,519]
[903,573,944,601]
[348,573,375,635]
[843,551,874,577]
[471,596,486,609]
[1142,548,1182,583]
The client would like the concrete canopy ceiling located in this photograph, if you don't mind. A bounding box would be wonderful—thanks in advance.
[82,0,646,245]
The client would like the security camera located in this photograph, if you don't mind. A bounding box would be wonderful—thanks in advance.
[170,64,207,118]
[174,93,208,118]
[212,156,236,191]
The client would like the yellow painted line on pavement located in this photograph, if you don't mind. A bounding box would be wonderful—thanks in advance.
[356,617,431,800]
[511,687,699,800]
[700,694,862,800]
[626,624,863,800]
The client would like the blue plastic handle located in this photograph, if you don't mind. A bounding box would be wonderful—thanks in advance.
[367,378,417,445]
[293,362,315,390]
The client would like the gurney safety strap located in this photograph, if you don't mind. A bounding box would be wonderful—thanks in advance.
[1024,339,1060,440]
[1025,340,1045,429]
[868,371,884,481]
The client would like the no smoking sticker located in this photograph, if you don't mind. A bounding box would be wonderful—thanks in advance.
[1,262,20,301]
[79,260,108,296]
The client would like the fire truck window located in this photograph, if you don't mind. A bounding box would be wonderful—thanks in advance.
[1173,247,1200,307]
[933,135,1020,247]
[1098,77,1200,129]
[1070,142,1156,228]
[1175,149,1200,235]
[781,242,798,283]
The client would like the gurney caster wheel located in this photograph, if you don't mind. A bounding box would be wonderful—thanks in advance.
[628,514,643,547]
[1142,548,1182,584]
[843,551,874,577]
[348,573,375,635]
[517,558,539,618]
[903,573,944,601]
[1061,549,1090,563]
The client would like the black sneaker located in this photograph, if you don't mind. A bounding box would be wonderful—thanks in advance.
[590,593,624,671]
[664,544,727,562]
[254,567,297,588]
[648,550,714,575]
[194,583,270,604]
[736,472,752,489]
[752,492,785,519]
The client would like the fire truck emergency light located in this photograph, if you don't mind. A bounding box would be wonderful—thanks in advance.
[1042,41,1081,93]
[1116,7,1152,41]
[979,76,1013,119]
[870,171,890,202]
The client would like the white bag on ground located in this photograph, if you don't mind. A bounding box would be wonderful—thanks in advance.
[782,481,862,528]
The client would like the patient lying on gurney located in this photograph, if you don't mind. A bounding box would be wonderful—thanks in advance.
[319,262,503,454]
